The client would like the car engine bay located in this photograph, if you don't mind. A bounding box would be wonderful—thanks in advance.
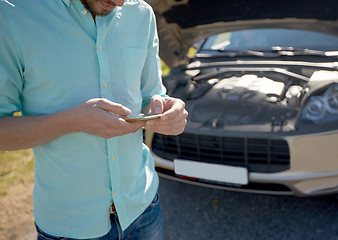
[164,58,338,134]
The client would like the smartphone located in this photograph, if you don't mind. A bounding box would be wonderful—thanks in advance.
[124,113,162,122]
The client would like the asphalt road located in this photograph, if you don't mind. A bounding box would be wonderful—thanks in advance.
[158,177,338,240]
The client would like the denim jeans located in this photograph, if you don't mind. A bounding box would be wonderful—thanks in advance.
[36,193,163,240]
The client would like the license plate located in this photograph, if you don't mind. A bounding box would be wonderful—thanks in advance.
[174,159,248,185]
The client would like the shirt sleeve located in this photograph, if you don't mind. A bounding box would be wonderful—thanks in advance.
[140,6,167,108]
[0,6,24,117]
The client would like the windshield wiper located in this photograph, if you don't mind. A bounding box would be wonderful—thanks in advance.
[216,49,265,57]
[268,46,338,57]
[192,67,309,83]
[214,46,338,58]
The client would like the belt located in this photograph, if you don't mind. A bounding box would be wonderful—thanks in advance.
[110,203,116,214]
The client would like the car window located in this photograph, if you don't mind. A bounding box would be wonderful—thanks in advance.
[201,28,338,51]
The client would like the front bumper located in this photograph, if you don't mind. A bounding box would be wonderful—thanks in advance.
[149,130,338,197]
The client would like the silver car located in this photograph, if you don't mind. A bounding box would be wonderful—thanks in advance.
[146,0,338,197]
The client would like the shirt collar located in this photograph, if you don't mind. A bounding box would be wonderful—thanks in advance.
[62,0,71,7]
[62,0,122,20]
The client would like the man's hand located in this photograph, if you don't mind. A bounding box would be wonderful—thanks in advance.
[68,98,145,139]
[0,98,145,150]
[144,95,188,135]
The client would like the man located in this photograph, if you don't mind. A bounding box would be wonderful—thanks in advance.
[0,0,188,239]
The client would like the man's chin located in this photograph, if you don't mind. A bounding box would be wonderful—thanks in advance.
[95,11,111,16]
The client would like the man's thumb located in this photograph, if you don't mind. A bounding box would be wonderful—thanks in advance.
[150,95,164,114]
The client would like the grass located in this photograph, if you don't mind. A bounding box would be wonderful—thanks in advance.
[0,149,34,196]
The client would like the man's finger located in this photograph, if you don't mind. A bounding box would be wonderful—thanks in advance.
[94,98,131,117]
[160,98,186,121]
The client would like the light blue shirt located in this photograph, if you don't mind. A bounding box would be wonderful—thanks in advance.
[0,0,166,238]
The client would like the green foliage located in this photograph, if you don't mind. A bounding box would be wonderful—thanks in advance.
[161,59,170,76]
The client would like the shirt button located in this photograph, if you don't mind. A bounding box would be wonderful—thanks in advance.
[103,82,108,88]
[82,10,87,15]
[113,192,117,197]
[99,45,103,51]
[111,155,115,161]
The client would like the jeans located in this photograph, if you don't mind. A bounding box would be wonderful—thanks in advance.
[36,193,163,240]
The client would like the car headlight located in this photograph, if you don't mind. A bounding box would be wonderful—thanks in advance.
[301,84,338,124]
[324,84,338,114]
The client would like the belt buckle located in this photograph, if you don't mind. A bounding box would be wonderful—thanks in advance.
[110,203,116,214]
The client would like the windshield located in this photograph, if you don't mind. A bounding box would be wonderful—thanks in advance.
[201,28,338,52]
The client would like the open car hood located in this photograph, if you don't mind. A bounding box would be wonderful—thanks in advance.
[147,0,338,67]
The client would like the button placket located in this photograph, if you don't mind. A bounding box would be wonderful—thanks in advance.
[96,34,111,96]
[106,137,121,201]
[96,16,121,204]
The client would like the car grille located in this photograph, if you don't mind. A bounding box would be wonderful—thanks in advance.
[151,133,290,173]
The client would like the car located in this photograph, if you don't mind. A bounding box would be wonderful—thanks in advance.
[145,0,338,197]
